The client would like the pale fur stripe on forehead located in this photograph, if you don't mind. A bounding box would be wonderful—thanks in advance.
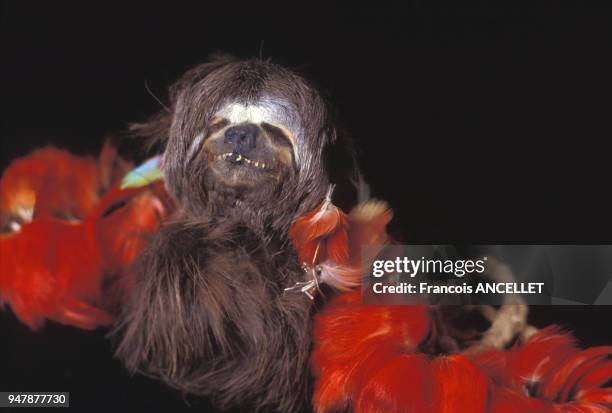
[217,102,279,124]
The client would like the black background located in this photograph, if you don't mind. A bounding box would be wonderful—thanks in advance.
[1,3,611,412]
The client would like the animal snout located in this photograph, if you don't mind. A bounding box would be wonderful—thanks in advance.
[224,124,258,152]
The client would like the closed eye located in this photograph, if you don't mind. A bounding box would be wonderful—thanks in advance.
[208,118,229,135]
[187,118,230,164]
[261,123,294,151]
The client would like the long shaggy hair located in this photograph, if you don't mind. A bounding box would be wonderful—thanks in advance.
[113,55,360,412]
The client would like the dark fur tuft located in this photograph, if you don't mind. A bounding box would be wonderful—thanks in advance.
[114,218,314,411]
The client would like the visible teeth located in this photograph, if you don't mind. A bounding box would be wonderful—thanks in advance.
[216,152,268,169]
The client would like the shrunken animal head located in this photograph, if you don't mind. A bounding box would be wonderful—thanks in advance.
[135,55,357,232]
[116,56,363,412]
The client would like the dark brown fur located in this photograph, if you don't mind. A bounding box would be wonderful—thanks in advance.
[113,55,360,412]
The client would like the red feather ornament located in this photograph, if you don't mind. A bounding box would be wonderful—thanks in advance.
[311,290,431,412]
[490,389,553,413]
[2,146,610,412]
[0,147,172,329]
[0,141,130,227]
[312,297,612,413]
[0,219,111,329]
[288,186,350,266]
[0,182,171,329]
[430,355,491,413]
[354,354,432,413]
[288,187,392,295]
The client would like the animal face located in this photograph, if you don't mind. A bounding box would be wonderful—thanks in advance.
[199,100,299,189]
[144,55,345,230]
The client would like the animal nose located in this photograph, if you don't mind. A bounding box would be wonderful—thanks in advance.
[224,124,258,151]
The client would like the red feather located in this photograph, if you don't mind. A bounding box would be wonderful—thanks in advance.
[289,189,349,266]
[0,219,111,329]
[354,354,431,413]
[550,403,611,413]
[470,349,512,386]
[289,193,392,292]
[577,360,612,395]
[431,355,491,413]
[93,182,173,306]
[317,200,393,291]
[311,290,431,412]
[540,346,612,402]
[576,388,612,406]
[490,389,553,413]
[508,326,579,386]
[0,143,130,225]
[0,182,172,329]
[0,147,99,222]
[312,299,611,413]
